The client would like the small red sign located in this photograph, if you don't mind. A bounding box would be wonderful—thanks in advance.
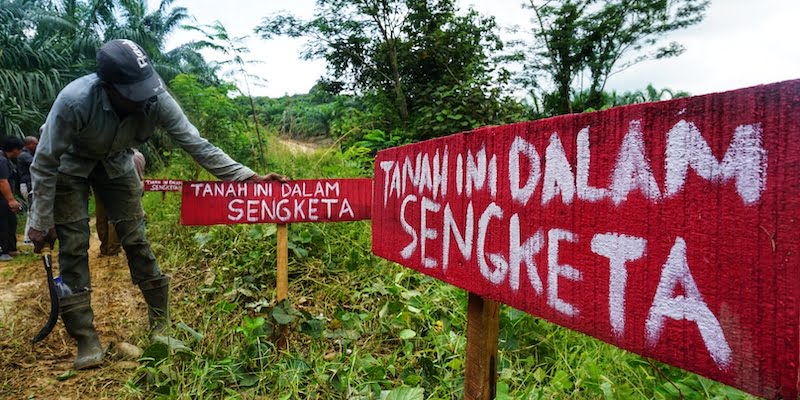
[144,179,183,192]
[372,80,800,399]
[180,178,373,225]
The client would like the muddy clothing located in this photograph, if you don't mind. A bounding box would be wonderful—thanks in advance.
[0,152,17,255]
[132,149,145,181]
[30,73,255,232]
[31,73,255,292]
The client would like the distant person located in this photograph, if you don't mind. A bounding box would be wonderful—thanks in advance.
[0,137,24,261]
[95,148,144,256]
[19,135,38,244]
[29,39,286,370]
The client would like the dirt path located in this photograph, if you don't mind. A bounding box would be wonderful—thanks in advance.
[277,137,321,155]
[0,222,146,399]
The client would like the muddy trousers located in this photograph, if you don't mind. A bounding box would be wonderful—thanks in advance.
[55,164,161,292]
[94,195,121,256]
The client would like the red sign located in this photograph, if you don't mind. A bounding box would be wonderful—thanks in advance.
[372,80,800,399]
[144,179,183,192]
[181,179,372,225]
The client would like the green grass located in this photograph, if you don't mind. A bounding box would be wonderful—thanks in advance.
[121,136,755,399]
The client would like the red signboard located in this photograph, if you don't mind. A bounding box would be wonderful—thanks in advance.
[181,178,372,225]
[372,80,800,399]
[144,179,183,192]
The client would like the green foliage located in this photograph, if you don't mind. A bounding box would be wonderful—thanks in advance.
[164,74,254,170]
[119,138,756,400]
[0,0,67,136]
[574,83,692,112]
[257,0,527,143]
[519,0,709,116]
[253,83,357,139]
[0,0,216,137]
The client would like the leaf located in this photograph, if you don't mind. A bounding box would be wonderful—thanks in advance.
[496,382,510,400]
[193,232,213,247]
[398,329,416,340]
[300,319,324,338]
[141,342,170,366]
[153,335,191,353]
[272,301,301,325]
[400,290,421,300]
[402,374,421,386]
[382,386,424,400]
[533,367,546,383]
[237,373,259,387]
[247,226,263,239]
[56,370,77,381]
[176,322,204,342]
[264,224,278,237]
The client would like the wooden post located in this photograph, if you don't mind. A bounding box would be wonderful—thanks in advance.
[276,224,289,301]
[161,191,166,204]
[275,223,290,349]
[464,292,500,400]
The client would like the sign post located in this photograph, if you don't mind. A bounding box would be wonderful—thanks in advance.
[371,80,800,399]
[143,179,183,203]
[276,224,289,302]
[464,293,499,400]
[181,178,373,306]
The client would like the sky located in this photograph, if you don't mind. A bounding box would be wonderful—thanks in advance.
[153,0,800,98]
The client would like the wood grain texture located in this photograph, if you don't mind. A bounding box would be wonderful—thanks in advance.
[372,80,800,399]
[464,293,500,400]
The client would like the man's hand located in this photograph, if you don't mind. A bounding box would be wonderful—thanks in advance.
[8,199,21,214]
[245,172,289,183]
[29,227,57,253]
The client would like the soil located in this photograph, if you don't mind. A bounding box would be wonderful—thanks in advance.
[0,221,148,399]
[277,137,321,155]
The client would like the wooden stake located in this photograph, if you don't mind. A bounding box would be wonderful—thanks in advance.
[464,292,500,400]
[276,223,289,301]
[275,223,290,349]
[161,191,166,204]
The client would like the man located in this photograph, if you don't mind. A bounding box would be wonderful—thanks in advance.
[18,135,38,244]
[0,137,23,261]
[95,148,143,256]
[29,39,285,370]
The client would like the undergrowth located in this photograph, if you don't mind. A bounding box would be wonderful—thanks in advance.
[122,137,754,399]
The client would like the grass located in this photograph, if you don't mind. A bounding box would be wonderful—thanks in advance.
[119,136,755,399]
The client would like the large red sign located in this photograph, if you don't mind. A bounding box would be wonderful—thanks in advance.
[144,179,183,192]
[181,178,372,225]
[372,80,800,399]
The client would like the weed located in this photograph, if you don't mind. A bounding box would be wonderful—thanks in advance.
[123,135,755,399]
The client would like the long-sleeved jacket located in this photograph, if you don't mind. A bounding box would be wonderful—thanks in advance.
[30,74,255,231]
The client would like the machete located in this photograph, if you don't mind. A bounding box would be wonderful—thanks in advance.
[31,250,58,344]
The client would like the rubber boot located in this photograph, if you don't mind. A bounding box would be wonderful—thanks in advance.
[60,291,104,370]
[138,275,170,337]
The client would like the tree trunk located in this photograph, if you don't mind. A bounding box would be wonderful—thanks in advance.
[388,43,409,121]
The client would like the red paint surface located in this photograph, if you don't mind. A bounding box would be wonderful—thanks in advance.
[144,179,183,192]
[372,80,800,399]
[181,178,372,225]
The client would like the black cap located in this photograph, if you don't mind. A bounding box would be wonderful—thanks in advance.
[96,39,166,102]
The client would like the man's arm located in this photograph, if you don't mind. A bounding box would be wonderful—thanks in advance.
[0,161,20,213]
[156,94,256,181]
[0,179,20,213]
[29,99,77,231]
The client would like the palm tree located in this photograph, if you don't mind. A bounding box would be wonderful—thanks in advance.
[0,0,67,136]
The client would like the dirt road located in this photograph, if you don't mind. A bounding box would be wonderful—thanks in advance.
[0,224,146,399]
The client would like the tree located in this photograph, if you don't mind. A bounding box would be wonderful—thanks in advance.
[257,0,415,121]
[257,0,525,143]
[0,0,67,136]
[521,0,709,116]
[0,0,220,138]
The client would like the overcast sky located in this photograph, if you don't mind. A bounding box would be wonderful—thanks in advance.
[153,0,800,98]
